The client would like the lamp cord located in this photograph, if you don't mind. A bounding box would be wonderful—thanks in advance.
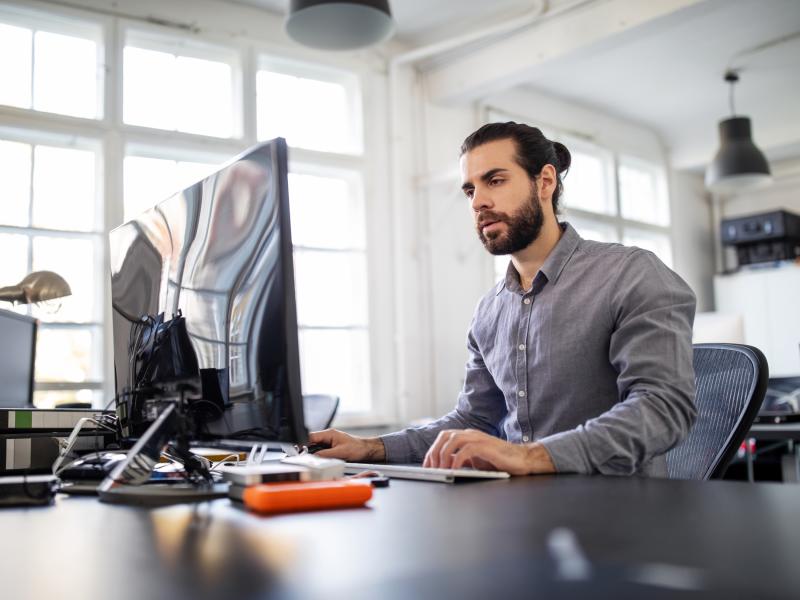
[728,81,736,116]
[725,70,739,116]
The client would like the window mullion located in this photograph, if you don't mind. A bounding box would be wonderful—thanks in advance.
[612,152,624,240]
[28,28,35,109]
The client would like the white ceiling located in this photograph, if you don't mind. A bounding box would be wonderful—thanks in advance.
[223,0,800,169]
[225,0,538,44]
[515,0,800,169]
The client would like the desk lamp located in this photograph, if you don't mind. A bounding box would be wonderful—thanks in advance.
[0,271,72,306]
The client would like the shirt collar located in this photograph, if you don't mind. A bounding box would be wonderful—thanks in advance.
[496,222,582,295]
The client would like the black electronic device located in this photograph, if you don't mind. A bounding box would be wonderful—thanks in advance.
[0,474,58,507]
[0,309,36,409]
[58,452,127,481]
[721,210,800,267]
[108,139,307,447]
[305,442,332,454]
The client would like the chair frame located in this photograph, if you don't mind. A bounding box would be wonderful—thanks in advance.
[680,343,769,480]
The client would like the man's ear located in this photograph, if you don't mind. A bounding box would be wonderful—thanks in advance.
[536,164,557,205]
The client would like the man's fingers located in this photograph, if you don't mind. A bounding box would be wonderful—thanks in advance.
[451,442,499,471]
[424,430,452,468]
[313,448,340,458]
[422,431,445,467]
[437,431,460,468]
[451,443,482,470]
[308,429,334,444]
[424,430,487,468]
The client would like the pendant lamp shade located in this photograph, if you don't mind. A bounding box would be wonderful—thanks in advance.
[285,0,395,51]
[705,116,771,194]
[705,71,771,194]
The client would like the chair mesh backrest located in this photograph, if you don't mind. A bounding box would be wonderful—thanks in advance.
[666,345,765,480]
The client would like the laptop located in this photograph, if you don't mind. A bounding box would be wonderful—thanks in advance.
[0,310,37,408]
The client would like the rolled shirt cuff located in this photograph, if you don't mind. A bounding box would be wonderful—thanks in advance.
[379,431,415,464]
[537,428,592,475]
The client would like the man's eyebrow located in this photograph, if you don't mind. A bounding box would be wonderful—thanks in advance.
[461,168,509,191]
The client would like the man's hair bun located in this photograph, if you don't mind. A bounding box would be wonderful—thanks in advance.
[552,141,571,174]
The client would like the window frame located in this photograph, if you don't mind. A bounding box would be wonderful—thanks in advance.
[0,125,106,404]
[256,55,364,155]
[122,25,244,139]
[0,2,105,120]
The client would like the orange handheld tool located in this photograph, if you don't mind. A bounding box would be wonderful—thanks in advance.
[243,479,373,514]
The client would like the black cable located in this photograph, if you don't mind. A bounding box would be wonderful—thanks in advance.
[725,70,739,116]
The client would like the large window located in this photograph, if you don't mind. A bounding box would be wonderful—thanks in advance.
[1,3,384,423]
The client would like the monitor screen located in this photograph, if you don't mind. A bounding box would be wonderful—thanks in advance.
[0,309,36,408]
[108,138,306,444]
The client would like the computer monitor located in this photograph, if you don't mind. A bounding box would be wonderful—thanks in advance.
[108,138,306,445]
[0,309,36,408]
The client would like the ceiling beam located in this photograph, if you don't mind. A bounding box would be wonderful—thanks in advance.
[423,0,711,105]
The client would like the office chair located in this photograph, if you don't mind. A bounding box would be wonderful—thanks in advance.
[666,343,768,480]
[303,394,340,432]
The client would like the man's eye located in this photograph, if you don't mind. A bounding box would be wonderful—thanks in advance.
[489,178,503,186]
[464,189,474,199]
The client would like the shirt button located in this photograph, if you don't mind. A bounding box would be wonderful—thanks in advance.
[518,344,526,351]
[522,435,530,442]
[523,298,531,305]
[518,390,526,397]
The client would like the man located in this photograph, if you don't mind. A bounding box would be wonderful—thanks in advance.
[309,122,697,477]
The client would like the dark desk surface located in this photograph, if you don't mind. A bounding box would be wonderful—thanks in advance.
[2,476,799,600]
[750,422,800,441]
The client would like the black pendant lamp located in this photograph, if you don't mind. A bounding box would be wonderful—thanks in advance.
[285,0,395,51]
[705,71,771,194]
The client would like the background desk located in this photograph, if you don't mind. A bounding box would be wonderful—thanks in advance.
[749,422,800,482]
[2,476,800,599]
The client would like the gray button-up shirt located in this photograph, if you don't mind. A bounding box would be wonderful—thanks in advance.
[381,223,697,476]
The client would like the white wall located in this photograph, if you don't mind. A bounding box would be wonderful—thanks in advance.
[669,170,715,311]
[720,158,800,219]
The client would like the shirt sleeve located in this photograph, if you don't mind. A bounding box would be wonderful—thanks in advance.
[380,312,507,464]
[538,249,697,475]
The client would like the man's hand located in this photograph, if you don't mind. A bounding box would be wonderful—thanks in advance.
[422,429,556,475]
[307,429,386,462]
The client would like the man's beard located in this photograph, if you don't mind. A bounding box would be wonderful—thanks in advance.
[475,184,544,255]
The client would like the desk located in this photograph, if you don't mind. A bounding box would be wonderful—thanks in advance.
[1,476,799,599]
[749,423,800,482]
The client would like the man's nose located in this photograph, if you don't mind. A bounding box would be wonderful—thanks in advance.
[471,187,492,213]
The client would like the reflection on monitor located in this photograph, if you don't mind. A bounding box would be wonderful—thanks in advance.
[108,138,306,444]
[692,312,745,345]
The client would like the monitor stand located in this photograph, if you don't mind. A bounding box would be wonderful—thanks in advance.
[279,442,299,457]
[97,482,229,507]
[97,404,228,507]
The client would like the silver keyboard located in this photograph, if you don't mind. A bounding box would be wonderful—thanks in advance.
[344,463,510,483]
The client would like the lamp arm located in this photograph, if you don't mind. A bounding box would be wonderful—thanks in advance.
[0,286,25,304]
